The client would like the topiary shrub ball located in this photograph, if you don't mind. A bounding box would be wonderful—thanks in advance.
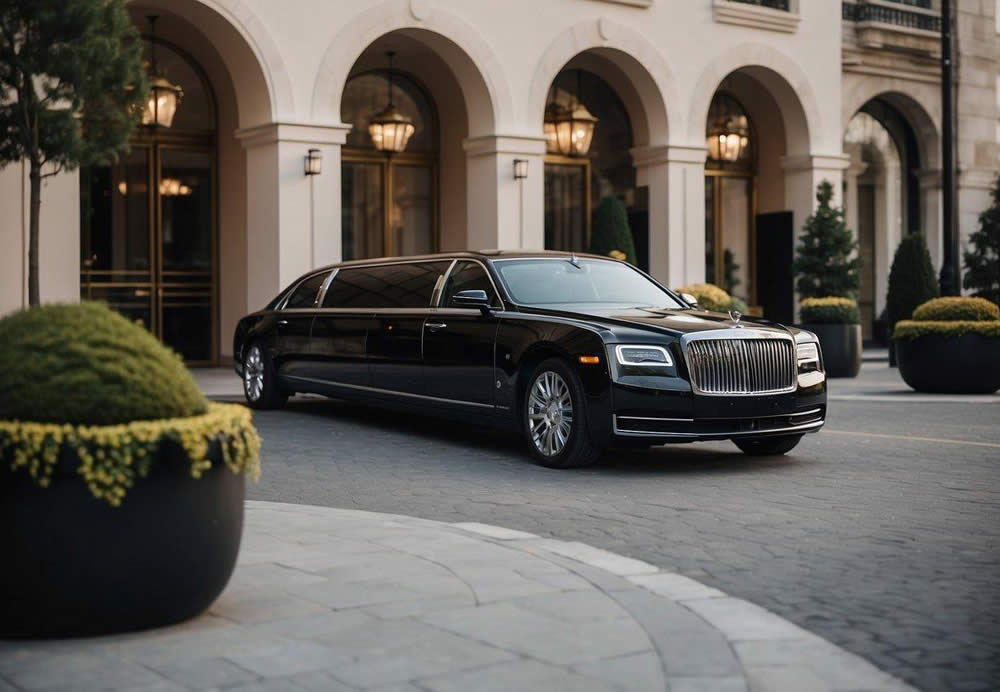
[0,302,208,425]
[911,296,999,322]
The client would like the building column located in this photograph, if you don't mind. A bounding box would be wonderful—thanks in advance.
[842,152,867,239]
[917,168,942,270]
[781,154,851,227]
[632,144,706,288]
[875,159,901,317]
[236,122,351,312]
[463,135,546,251]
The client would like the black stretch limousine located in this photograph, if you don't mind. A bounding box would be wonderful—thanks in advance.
[234,251,826,468]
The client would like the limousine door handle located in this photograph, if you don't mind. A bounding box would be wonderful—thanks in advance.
[425,321,448,332]
[277,319,288,326]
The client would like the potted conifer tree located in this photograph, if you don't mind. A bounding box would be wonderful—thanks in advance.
[886,233,939,366]
[963,175,1000,307]
[792,181,863,378]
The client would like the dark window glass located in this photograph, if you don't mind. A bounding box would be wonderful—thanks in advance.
[284,272,330,309]
[442,261,499,307]
[323,262,449,309]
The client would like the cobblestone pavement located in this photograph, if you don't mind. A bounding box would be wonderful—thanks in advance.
[0,503,913,692]
[239,367,1000,692]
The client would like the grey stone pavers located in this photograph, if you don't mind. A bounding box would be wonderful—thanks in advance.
[0,501,917,692]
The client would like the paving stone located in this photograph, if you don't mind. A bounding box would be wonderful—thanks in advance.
[628,572,727,601]
[418,658,619,692]
[525,539,660,576]
[571,651,667,692]
[668,677,748,692]
[224,639,350,678]
[451,522,538,540]
[509,590,632,623]
[148,657,256,689]
[743,664,830,692]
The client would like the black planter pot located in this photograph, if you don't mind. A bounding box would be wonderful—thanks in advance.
[800,323,862,378]
[0,439,244,639]
[896,333,1000,394]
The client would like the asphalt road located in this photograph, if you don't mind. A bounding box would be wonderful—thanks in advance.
[243,379,1000,692]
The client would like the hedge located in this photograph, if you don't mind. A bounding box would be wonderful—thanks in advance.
[675,283,733,313]
[911,296,1000,322]
[892,320,1000,341]
[800,297,860,324]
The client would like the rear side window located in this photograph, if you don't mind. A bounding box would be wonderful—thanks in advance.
[283,271,330,309]
[441,261,499,307]
[323,262,450,308]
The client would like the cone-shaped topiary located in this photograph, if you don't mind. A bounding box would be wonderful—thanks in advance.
[589,196,637,265]
[962,175,1000,306]
[886,233,939,333]
[792,181,861,299]
[0,302,207,425]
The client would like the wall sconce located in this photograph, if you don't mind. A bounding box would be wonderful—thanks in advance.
[513,159,528,180]
[304,148,322,176]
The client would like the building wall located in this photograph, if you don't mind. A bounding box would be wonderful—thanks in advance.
[1,0,995,357]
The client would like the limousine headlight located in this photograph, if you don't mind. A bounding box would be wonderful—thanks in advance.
[615,345,673,367]
[796,341,821,373]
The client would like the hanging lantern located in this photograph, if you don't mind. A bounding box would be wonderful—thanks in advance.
[369,51,415,154]
[706,92,750,164]
[543,70,599,157]
[141,16,182,128]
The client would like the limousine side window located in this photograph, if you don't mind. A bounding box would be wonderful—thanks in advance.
[323,262,450,309]
[283,271,331,309]
[441,261,499,307]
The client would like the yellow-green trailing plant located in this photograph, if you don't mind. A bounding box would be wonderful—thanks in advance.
[910,296,999,322]
[800,297,860,324]
[892,320,1000,341]
[1,403,260,507]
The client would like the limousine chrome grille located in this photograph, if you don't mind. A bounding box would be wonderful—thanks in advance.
[682,330,797,396]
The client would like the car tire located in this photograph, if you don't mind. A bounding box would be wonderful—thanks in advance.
[523,358,601,469]
[732,434,802,456]
[242,343,288,410]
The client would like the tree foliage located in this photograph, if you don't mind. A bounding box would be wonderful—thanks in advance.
[589,196,637,265]
[962,175,1000,306]
[886,233,939,329]
[792,181,861,299]
[0,0,147,305]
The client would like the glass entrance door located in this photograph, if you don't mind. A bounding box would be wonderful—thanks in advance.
[81,144,216,364]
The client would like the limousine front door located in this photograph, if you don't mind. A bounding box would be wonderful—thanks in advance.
[421,309,499,407]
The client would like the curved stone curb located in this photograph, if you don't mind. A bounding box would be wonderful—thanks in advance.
[0,501,915,692]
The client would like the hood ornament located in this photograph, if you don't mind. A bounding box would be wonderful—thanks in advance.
[728,310,743,328]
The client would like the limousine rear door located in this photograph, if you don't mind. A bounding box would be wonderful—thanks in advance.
[274,270,330,380]
[421,260,501,408]
[363,261,451,395]
[309,268,377,388]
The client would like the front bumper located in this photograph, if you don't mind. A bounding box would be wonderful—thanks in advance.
[607,378,826,443]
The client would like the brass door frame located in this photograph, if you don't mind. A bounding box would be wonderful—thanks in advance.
[543,155,592,249]
[341,149,438,258]
[705,169,757,306]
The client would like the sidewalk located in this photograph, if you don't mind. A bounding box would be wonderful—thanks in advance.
[0,502,912,692]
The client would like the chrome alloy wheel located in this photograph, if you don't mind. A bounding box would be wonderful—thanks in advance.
[244,345,264,402]
[527,370,574,457]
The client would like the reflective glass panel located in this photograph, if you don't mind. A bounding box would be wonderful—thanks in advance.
[392,165,433,256]
[544,163,587,253]
[342,161,384,260]
[341,72,434,153]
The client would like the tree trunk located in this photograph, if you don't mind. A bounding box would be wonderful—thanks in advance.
[28,161,41,307]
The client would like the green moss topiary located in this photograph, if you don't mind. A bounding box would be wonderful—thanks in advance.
[0,302,207,425]
[886,233,939,332]
[911,296,999,322]
[589,196,637,265]
[800,297,860,324]
[893,320,1000,340]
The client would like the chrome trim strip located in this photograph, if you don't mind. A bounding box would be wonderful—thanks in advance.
[436,258,504,308]
[616,415,695,422]
[277,268,334,311]
[283,375,494,409]
[315,268,339,309]
[615,408,821,424]
[612,415,825,438]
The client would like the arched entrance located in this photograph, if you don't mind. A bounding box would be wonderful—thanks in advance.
[542,68,638,263]
[843,96,927,337]
[80,32,218,364]
[340,65,438,259]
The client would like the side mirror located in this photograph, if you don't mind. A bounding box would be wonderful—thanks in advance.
[681,293,699,308]
[450,289,492,311]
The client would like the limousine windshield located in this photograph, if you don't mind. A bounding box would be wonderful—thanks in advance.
[494,258,687,310]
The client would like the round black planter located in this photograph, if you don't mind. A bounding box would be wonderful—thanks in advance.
[0,439,244,639]
[896,333,1000,394]
[800,323,862,378]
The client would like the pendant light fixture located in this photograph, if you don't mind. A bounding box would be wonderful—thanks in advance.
[141,16,183,129]
[369,51,416,154]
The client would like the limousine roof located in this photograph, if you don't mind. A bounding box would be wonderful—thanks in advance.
[315,249,614,274]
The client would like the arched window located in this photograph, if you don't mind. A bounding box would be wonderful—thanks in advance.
[705,91,756,303]
[80,37,218,364]
[341,71,437,259]
[543,69,637,263]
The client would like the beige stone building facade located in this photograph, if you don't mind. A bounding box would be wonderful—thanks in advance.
[1,0,996,362]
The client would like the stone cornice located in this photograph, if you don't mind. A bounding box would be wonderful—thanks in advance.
[780,154,851,172]
[630,144,707,167]
[712,0,800,34]
[463,135,547,157]
[235,122,352,149]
